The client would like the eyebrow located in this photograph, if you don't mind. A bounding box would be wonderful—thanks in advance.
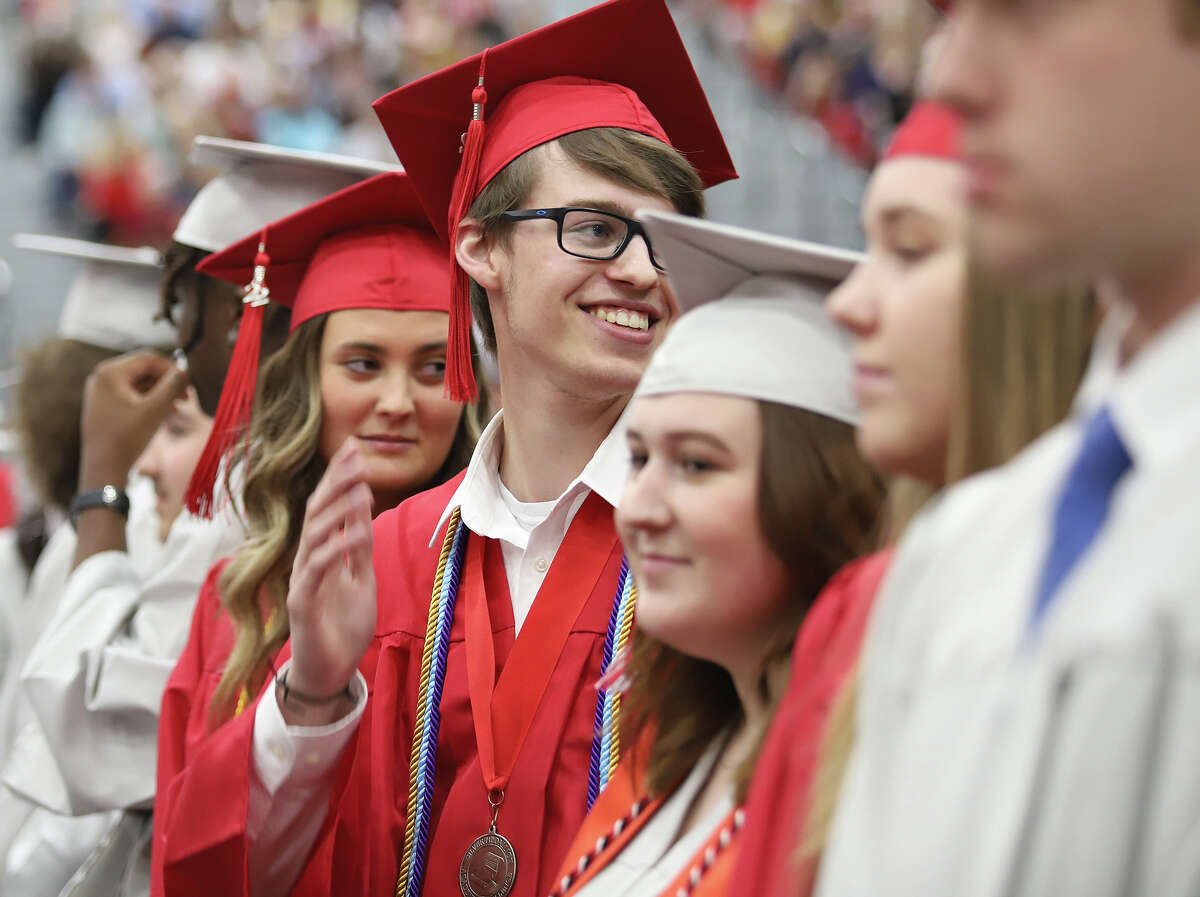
[627,428,734,453]
[334,340,448,354]
[878,205,941,230]
[563,199,636,218]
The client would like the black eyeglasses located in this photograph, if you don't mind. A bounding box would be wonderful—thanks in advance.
[499,207,667,271]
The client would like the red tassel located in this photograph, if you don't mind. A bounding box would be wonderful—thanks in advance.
[444,53,489,404]
[184,239,271,518]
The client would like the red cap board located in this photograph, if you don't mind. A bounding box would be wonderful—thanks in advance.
[882,100,963,163]
[184,171,450,517]
[373,0,737,403]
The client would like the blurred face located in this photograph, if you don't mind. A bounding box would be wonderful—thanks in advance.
[168,271,242,416]
[617,394,789,678]
[317,308,463,512]
[487,143,679,402]
[930,0,1200,287]
[827,156,967,484]
[134,388,213,541]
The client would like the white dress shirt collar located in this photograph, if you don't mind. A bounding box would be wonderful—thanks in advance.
[429,409,630,547]
[1073,297,1200,472]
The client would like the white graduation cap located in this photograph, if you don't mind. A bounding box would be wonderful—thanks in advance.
[173,137,402,253]
[12,234,176,352]
[634,210,863,426]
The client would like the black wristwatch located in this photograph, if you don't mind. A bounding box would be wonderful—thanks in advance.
[68,485,131,527]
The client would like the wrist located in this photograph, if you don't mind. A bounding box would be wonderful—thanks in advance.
[79,454,131,492]
[275,670,355,727]
[69,486,131,527]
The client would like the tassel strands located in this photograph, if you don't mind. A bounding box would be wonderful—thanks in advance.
[444,51,490,404]
[184,234,272,518]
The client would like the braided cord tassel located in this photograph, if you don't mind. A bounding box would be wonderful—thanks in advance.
[587,560,637,809]
[396,510,467,897]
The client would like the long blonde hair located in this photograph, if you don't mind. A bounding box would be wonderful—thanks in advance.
[800,260,1097,862]
[208,314,486,726]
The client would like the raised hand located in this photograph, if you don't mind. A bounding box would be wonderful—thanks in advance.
[282,441,377,725]
[80,351,189,491]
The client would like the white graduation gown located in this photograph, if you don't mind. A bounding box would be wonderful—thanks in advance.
[1,480,243,897]
[816,301,1200,897]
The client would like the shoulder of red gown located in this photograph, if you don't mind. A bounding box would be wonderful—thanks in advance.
[732,548,894,897]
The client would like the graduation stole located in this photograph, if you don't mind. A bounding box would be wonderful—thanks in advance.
[395,502,637,897]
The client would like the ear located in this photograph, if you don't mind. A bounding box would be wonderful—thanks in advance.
[455,218,502,291]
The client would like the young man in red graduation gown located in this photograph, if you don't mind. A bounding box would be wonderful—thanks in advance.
[154,2,736,896]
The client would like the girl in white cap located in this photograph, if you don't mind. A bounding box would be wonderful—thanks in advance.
[546,209,884,897]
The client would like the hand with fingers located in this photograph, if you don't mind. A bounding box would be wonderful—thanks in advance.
[281,441,378,726]
[80,351,190,491]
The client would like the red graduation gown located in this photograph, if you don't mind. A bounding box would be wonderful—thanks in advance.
[730,550,892,897]
[156,473,627,897]
[152,559,259,896]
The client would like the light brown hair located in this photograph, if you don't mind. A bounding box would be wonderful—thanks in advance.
[801,261,1097,862]
[208,315,489,725]
[622,403,886,802]
[14,338,120,510]
[465,127,706,352]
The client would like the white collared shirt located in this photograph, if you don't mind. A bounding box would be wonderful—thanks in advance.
[429,410,629,632]
[247,410,631,896]
[816,297,1200,897]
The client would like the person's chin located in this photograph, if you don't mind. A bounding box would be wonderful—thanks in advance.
[971,208,1058,280]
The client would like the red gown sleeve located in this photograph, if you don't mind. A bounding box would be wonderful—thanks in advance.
[731,549,894,897]
[153,479,459,897]
[151,560,230,897]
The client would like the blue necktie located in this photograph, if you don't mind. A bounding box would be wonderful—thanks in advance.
[1030,405,1133,631]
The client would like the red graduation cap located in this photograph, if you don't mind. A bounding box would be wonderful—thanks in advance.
[373,0,738,403]
[883,100,963,163]
[183,171,451,517]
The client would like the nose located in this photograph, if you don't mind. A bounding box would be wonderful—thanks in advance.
[617,458,673,535]
[927,6,997,122]
[375,371,417,419]
[825,261,879,339]
[605,233,660,292]
[134,430,165,481]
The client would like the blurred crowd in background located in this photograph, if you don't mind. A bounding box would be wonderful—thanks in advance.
[7,0,933,248]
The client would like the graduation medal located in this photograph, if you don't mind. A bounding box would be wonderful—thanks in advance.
[459,792,518,897]
[395,502,637,897]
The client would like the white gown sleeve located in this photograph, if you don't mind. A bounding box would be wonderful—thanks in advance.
[16,504,244,815]
[247,662,366,897]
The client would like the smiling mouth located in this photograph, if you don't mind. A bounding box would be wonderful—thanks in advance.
[583,304,653,332]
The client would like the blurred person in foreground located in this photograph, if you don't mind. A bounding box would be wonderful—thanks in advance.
[732,99,1096,897]
[815,1,1200,895]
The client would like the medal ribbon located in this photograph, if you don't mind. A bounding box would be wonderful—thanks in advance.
[463,491,617,799]
[395,498,635,897]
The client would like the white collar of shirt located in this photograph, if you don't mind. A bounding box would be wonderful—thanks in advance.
[1072,296,1200,472]
[429,409,631,548]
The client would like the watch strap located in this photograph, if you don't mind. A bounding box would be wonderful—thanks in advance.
[69,485,131,526]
